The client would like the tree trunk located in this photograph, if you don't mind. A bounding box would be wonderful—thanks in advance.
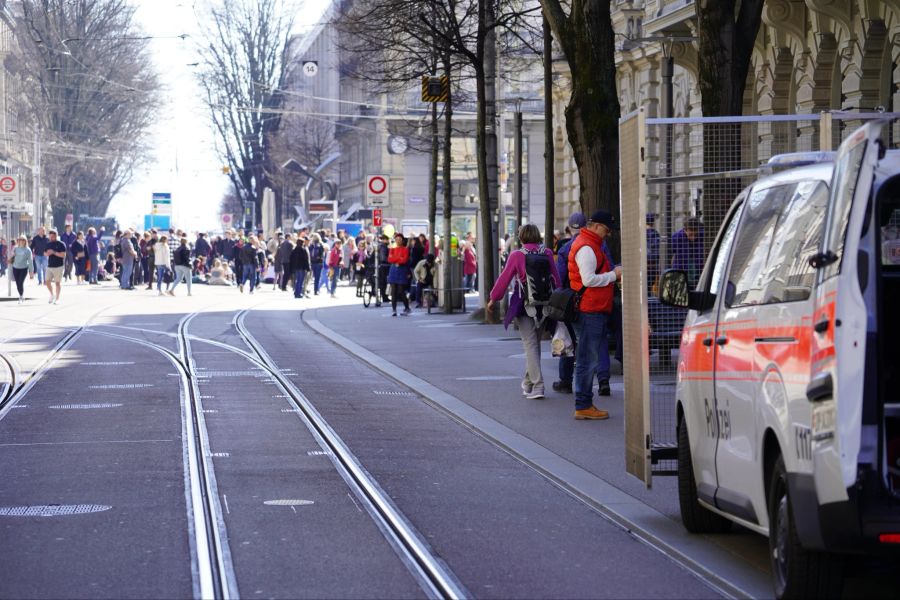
[543,15,555,247]
[475,0,498,322]
[442,52,454,314]
[696,0,764,244]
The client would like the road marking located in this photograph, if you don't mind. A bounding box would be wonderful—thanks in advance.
[307,449,332,457]
[81,361,135,366]
[50,403,123,410]
[263,499,314,506]
[0,439,174,447]
[209,452,230,457]
[88,383,153,389]
[223,494,230,514]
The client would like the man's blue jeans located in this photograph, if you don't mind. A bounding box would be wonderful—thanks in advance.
[293,269,308,298]
[574,312,611,410]
[34,255,48,284]
[120,260,134,288]
[312,264,323,294]
[89,252,100,283]
[242,264,256,292]
[328,267,340,294]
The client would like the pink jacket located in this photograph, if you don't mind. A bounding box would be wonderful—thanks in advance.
[489,244,560,303]
[463,246,477,275]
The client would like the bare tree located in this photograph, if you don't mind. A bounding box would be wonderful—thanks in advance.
[196,0,296,229]
[14,0,159,225]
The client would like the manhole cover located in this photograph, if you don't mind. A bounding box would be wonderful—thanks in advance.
[372,390,415,397]
[88,384,153,390]
[50,403,123,410]
[0,504,111,517]
[263,499,314,506]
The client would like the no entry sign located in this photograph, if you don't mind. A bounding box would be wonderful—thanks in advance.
[366,175,389,207]
[0,175,22,211]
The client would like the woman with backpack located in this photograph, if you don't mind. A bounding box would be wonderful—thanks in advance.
[486,224,560,400]
[387,233,412,316]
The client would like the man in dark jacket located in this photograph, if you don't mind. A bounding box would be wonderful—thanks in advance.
[30,227,49,284]
[289,238,310,298]
[194,232,211,260]
[275,234,294,291]
[61,224,76,280]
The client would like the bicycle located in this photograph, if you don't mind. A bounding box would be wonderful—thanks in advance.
[361,266,376,307]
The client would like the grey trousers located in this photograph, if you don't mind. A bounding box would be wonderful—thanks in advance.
[515,316,544,391]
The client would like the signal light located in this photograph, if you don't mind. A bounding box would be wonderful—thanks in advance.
[878,533,900,544]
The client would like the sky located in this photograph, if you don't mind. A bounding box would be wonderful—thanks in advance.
[107,0,331,232]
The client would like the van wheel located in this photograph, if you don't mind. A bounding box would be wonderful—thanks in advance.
[678,418,732,533]
[768,455,843,599]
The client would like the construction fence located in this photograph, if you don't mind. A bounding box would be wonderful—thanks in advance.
[619,110,900,487]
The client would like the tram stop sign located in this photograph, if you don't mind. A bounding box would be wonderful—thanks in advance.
[373,209,383,227]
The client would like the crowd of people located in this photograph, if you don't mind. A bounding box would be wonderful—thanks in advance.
[0,224,456,312]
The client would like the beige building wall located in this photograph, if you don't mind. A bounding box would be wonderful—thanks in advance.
[550,0,900,228]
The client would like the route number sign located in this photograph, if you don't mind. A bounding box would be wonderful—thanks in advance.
[302,61,318,77]
[366,175,389,207]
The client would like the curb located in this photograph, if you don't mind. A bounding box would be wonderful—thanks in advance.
[303,309,773,600]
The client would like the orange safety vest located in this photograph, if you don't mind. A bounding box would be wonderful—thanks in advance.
[567,228,614,314]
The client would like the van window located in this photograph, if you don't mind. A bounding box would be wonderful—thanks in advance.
[761,181,829,303]
[725,184,795,307]
[824,141,867,279]
[881,208,900,267]
[707,202,744,298]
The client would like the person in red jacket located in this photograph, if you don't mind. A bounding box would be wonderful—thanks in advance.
[387,233,412,316]
[568,210,622,420]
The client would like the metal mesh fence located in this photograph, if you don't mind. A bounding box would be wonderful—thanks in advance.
[620,111,900,486]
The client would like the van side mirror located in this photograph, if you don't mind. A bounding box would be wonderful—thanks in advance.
[809,251,838,269]
[659,270,689,308]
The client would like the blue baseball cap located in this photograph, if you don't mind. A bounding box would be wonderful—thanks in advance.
[567,212,586,230]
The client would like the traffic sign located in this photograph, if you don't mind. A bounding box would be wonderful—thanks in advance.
[302,61,318,77]
[0,175,23,210]
[221,213,233,228]
[366,175,389,207]
[373,209,382,227]
[152,192,172,216]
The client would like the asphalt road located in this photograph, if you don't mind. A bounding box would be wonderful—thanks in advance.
[0,277,890,599]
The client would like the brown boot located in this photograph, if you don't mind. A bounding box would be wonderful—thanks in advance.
[574,406,610,420]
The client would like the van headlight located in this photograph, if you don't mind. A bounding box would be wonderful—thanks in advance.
[812,402,836,442]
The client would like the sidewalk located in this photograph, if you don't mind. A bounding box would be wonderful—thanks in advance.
[304,301,773,599]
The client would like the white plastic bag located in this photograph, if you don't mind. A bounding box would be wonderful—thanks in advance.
[551,321,575,357]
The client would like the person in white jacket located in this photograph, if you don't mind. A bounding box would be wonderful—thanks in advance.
[153,235,171,295]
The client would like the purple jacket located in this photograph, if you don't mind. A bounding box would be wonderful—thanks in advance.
[85,230,104,255]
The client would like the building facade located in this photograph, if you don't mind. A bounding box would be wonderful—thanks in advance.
[550,0,900,232]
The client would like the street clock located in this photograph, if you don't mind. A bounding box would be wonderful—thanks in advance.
[387,135,409,155]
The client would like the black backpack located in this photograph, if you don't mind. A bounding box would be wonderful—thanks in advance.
[518,247,554,321]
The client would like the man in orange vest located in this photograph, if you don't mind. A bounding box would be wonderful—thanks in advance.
[568,210,622,420]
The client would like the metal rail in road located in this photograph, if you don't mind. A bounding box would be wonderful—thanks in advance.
[233,309,469,600]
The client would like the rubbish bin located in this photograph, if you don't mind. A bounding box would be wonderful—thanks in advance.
[435,258,464,311]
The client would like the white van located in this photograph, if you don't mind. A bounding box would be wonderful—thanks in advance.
[660,122,900,599]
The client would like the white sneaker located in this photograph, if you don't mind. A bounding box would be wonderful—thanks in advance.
[53,298,58,305]
[18,297,22,304]
[48,297,54,304]
[526,388,545,400]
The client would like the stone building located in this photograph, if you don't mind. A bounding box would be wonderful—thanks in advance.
[550,0,900,231]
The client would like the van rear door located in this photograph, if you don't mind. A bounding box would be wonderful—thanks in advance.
[812,122,884,502]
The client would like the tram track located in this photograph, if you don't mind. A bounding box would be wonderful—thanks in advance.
[82,309,466,599]
[232,309,468,600]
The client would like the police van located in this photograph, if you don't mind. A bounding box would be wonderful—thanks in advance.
[659,122,900,599]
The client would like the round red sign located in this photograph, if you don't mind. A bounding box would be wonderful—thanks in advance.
[0,176,16,193]
[368,176,387,195]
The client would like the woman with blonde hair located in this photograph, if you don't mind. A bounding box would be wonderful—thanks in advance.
[8,235,34,303]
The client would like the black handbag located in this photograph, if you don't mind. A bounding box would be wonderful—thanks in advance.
[544,286,586,323]
[163,268,174,284]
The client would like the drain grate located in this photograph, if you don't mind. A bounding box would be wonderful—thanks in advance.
[372,390,415,397]
[0,504,112,517]
[88,384,153,390]
[50,403,123,410]
[263,499,314,506]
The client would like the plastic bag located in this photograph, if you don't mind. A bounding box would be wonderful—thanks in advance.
[551,321,575,357]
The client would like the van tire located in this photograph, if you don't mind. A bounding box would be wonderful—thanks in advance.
[768,455,843,599]
[678,417,732,534]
